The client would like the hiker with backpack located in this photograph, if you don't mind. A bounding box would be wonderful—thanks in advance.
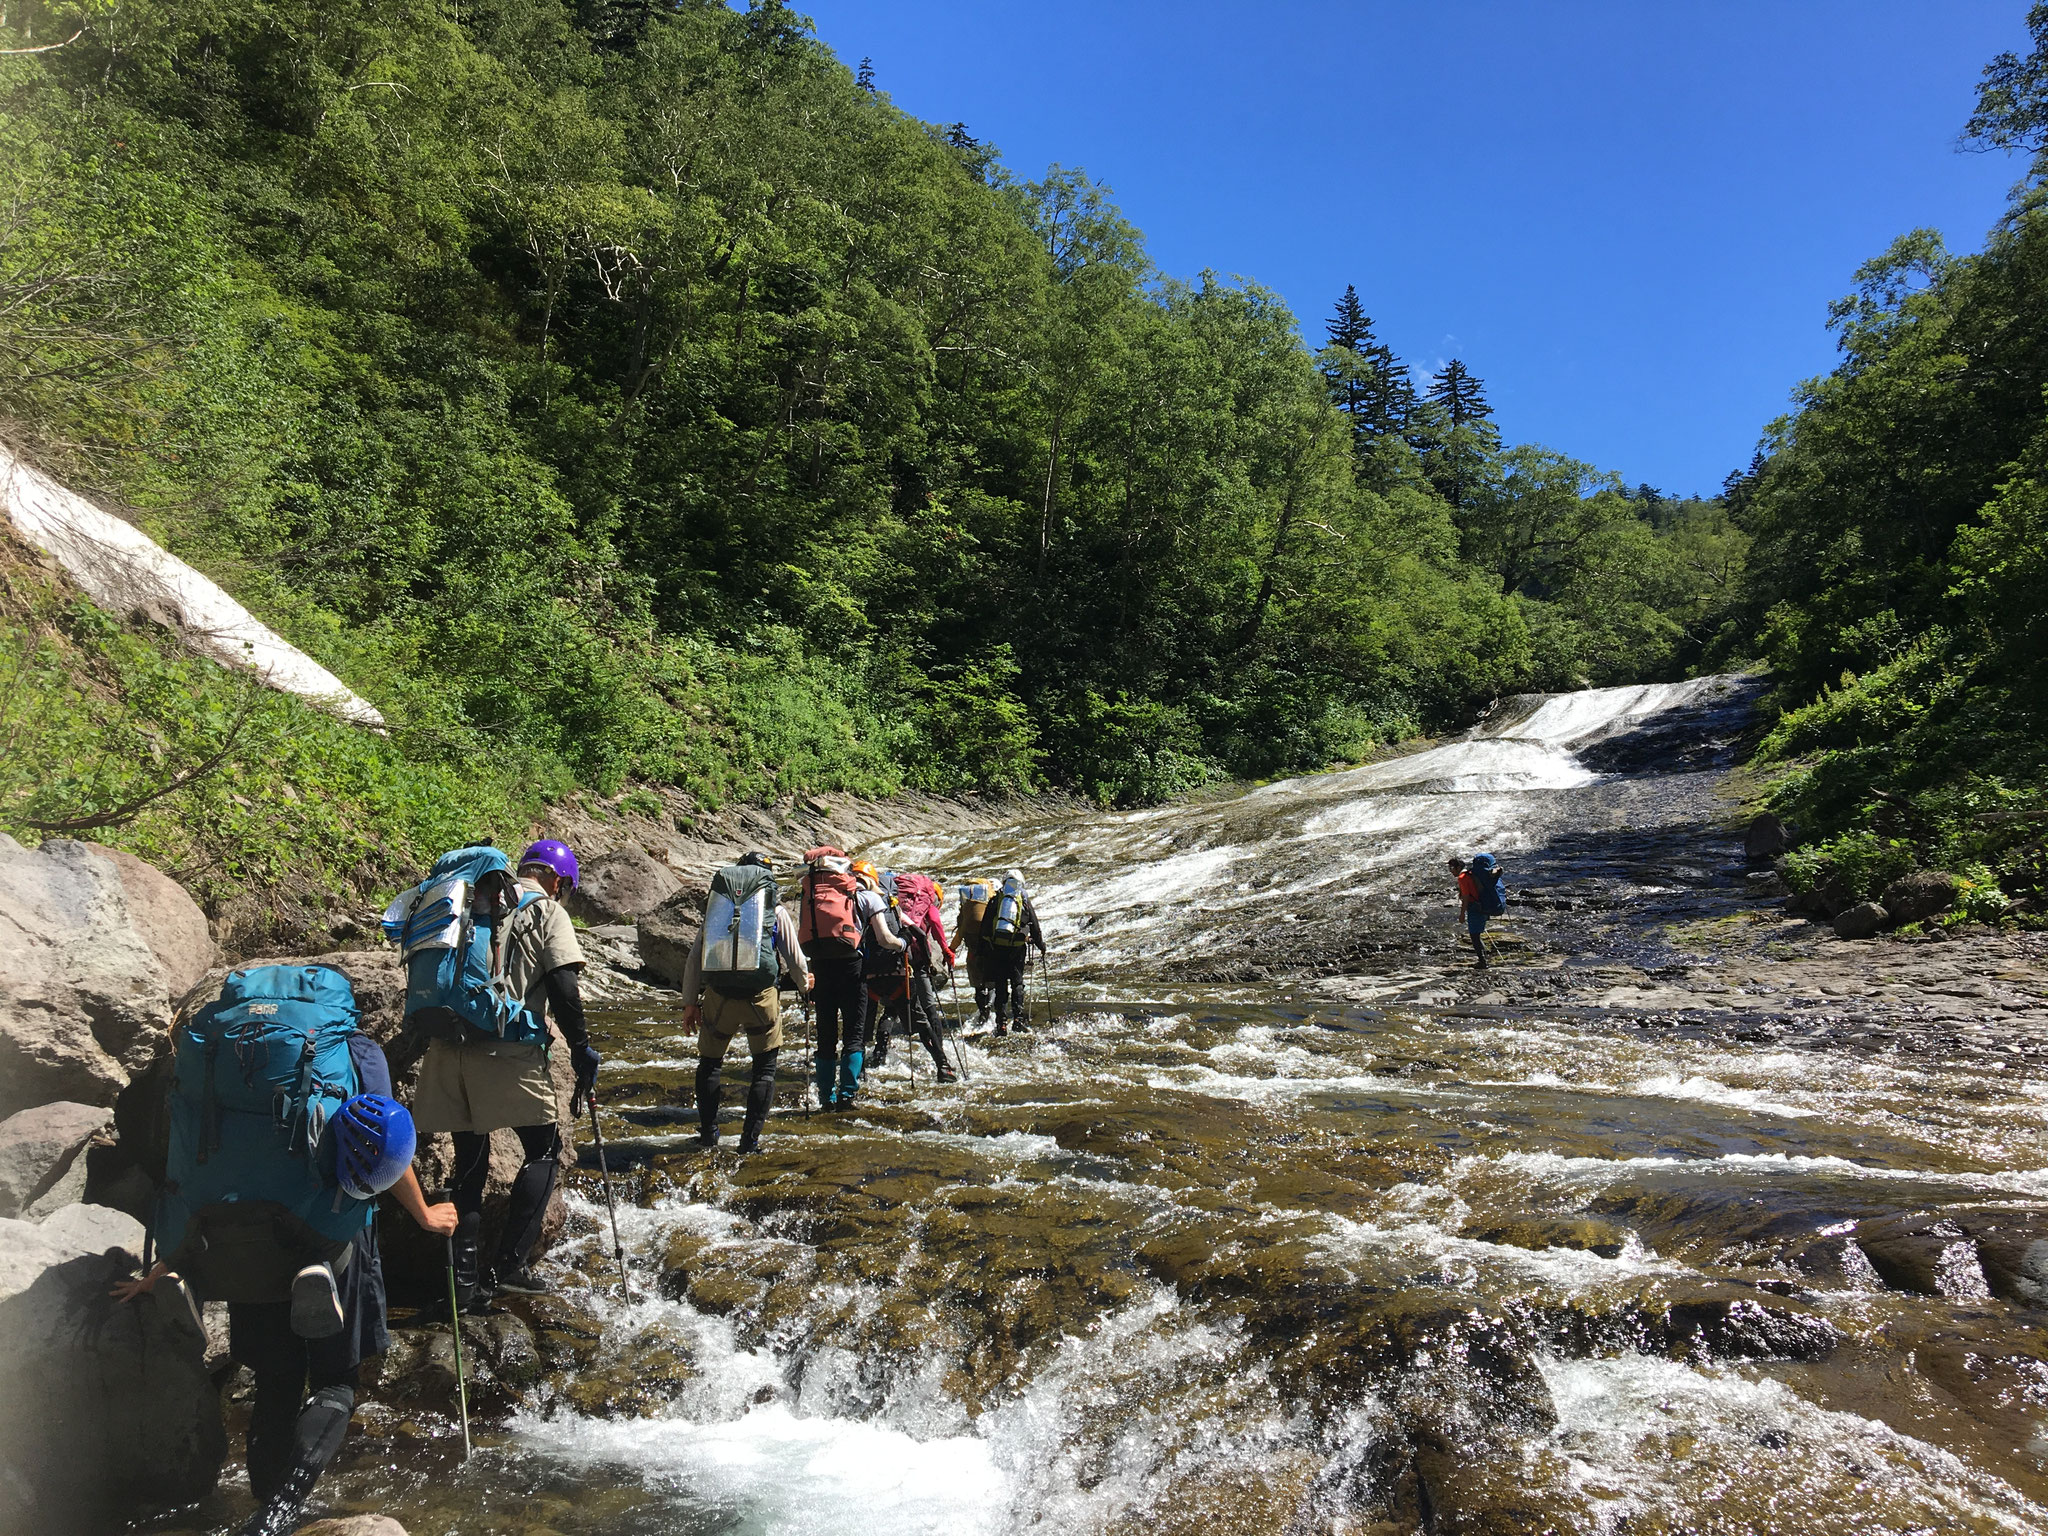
[389,839,601,1309]
[978,870,1046,1036]
[112,964,458,1536]
[955,878,998,1026]
[851,859,908,1081]
[892,869,960,1083]
[1451,853,1507,967]
[677,852,811,1151]
[798,846,867,1110]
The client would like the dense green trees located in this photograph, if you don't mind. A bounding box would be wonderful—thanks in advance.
[1715,3,2048,910]
[0,0,1741,926]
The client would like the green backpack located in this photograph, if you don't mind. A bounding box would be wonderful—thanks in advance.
[700,863,782,997]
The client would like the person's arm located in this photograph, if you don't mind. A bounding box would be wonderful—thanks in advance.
[389,1166,459,1237]
[868,906,906,952]
[776,908,812,993]
[1026,900,1046,952]
[679,912,709,1031]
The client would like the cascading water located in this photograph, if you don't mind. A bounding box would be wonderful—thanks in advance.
[207,676,2048,1536]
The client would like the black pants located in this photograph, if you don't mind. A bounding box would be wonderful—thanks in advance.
[908,970,951,1070]
[989,946,1029,1026]
[452,1123,560,1271]
[228,1229,384,1503]
[810,952,867,1091]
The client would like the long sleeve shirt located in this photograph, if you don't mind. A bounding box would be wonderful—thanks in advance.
[677,903,811,1002]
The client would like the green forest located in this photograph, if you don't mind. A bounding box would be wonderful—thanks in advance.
[0,0,2042,929]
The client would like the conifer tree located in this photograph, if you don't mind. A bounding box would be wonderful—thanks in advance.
[1326,284,1372,353]
[1319,285,1378,451]
[857,56,876,91]
[1427,359,1491,427]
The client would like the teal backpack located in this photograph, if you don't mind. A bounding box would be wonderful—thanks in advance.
[701,862,782,997]
[1469,853,1508,916]
[158,965,370,1303]
[383,844,548,1045]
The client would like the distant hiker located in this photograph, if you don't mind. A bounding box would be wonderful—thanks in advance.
[955,878,997,1025]
[387,839,600,1307]
[978,869,1046,1036]
[113,964,458,1536]
[1451,852,1507,967]
[678,852,811,1151]
[855,863,911,1076]
[798,845,866,1109]
[893,869,959,1082]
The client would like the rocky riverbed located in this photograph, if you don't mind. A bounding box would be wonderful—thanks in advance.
[123,675,2048,1536]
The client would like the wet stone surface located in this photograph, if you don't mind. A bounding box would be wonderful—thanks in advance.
[140,679,2048,1534]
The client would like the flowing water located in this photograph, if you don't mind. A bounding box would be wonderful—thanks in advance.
[197,678,2048,1534]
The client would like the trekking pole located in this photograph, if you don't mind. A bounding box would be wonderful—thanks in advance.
[799,992,814,1120]
[946,970,973,1082]
[444,1236,472,1459]
[585,1100,634,1303]
[902,949,917,1086]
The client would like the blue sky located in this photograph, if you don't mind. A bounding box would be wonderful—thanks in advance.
[803,1,2033,497]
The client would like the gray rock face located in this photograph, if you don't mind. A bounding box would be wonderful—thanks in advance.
[85,842,219,1001]
[1881,870,1960,926]
[0,1100,111,1217]
[565,845,681,924]
[1833,901,1888,941]
[299,1519,409,1536]
[1744,813,1790,862]
[0,836,170,1117]
[0,1205,224,1531]
[636,886,707,990]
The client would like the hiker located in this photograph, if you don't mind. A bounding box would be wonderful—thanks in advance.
[392,839,601,1308]
[112,965,458,1536]
[978,869,1046,1036]
[892,869,959,1083]
[853,861,909,1077]
[678,852,811,1150]
[798,845,867,1109]
[955,878,998,1025]
[1451,852,1506,967]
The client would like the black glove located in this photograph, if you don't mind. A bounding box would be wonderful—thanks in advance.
[570,1044,601,1117]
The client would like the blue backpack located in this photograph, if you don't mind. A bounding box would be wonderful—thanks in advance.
[383,844,548,1045]
[1469,854,1508,916]
[158,965,370,1303]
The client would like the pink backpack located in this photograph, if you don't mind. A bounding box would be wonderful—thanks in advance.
[891,872,954,967]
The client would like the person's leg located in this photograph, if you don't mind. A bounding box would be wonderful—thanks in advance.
[910,973,953,1078]
[814,961,844,1107]
[450,1129,492,1303]
[494,1121,563,1286]
[738,1046,780,1152]
[994,952,1025,1034]
[229,1303,307,1506]
[1468,911,1490,967]
[696,996,738,1145]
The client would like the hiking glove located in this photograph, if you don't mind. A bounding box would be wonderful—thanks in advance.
[570,1045,601,1117]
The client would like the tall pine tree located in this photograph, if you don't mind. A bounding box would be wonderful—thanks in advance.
[1320,285,1378,452]
[1427,359,1491,427]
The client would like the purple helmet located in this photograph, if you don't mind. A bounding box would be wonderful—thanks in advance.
[518,838,580,887]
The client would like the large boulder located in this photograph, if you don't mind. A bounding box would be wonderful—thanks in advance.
[1880,870,1960,926]
[86,842,218,1000]
[1743,813,1790,862]
[565,845,681,925]
[1833,901,1888,940]
[636,886,707,990]
[0,836,170,1116]
[0,1100,111,1217]
[0,1205,224,1531]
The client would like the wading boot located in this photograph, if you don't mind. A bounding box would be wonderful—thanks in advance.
[736,1048,779,1154]
[695,1057,721,1148]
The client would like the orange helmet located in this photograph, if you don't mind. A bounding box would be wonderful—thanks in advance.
[851,859,880,888]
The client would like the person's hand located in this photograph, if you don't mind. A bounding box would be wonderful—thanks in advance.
[111,1261,169,1303]
[416,1200,459,1239]
[570,1042,602,1116]
[681,1003,702,1035]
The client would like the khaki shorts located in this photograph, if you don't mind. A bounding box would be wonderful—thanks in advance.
[700,985,782,1060]
[412,1038,555,1133]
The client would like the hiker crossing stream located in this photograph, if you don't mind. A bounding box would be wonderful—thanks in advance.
[234,677,2048,1535]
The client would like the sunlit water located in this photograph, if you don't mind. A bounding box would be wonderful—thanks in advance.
[259,678,2048,1535]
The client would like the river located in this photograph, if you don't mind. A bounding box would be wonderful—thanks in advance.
[209,677,2048,1535]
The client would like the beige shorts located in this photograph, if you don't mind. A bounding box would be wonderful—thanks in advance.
[700,985,782,1060]
[412,1038,555,1133]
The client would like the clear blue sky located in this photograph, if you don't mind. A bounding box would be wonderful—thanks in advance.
[803,1,2033,497]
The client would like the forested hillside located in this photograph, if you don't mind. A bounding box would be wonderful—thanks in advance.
[0,0,1736,929]
[1716,5,2048,916]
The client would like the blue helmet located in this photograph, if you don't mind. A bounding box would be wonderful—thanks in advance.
[333,1094,417,1200]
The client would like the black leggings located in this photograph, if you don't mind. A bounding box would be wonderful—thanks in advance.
[231,1305,359,1502]
[452,1123,561,1269]
[989,947,1029,1024]
[811,953,868,1074]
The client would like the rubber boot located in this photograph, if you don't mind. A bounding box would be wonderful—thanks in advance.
[836,1050,863,1109]
[452,1214,486,1313]
[237,1384,353,1536]
[814,1048,837,1110]
[494,1130,560,1291]
[736,1047,779,1154]
[695,1057,722,1147]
